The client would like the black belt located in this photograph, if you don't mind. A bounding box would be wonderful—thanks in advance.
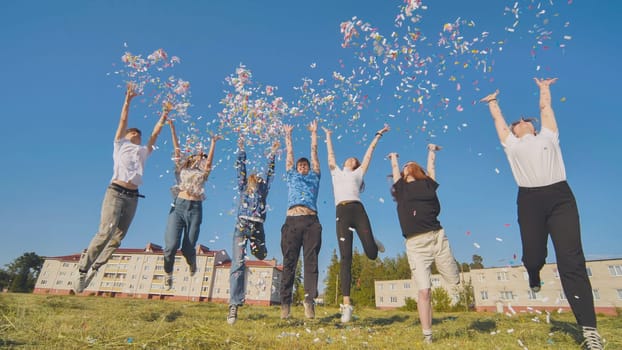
[108,184,145,198]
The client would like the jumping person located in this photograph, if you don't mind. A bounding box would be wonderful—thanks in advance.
[387,145,460,344]
[279,120,322,319]
[74,84,170,293]
[162,120,220,290]
[322,124,389,323]
[227,136,279,324]
[481,78,603,349]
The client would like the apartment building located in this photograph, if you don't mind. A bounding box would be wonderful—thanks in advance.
[34,243,283,306]
[375,258,622,316]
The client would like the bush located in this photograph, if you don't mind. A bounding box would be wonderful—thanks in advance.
[431,288,452,312]
[400,297,418,311]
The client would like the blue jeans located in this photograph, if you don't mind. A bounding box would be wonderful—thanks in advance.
[229,218,265,305]
[163,197,202,274]
[79,186,138,272]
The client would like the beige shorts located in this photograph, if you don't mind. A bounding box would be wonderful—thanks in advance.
[405,228,460,290]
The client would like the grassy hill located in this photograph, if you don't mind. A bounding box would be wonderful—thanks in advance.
[1,293,620,349]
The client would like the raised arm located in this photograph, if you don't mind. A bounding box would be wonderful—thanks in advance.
[388,153,400,184]
[309,120,320,174]
[203,135,220,173]
[235,136,247,191]
[534,77,558,133]
[480,90,511,143]
[265,140,280,188]
[145,101,172,154]
[284,124,294,171]
[114,83,138,141]
[360,124,390,174]
[168,120,181,165]
[322,127,337,171]
[426,144,441,181]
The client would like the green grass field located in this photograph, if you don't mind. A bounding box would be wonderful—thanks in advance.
[0,293,619,349]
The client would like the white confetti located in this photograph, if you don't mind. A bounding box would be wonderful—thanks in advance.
[473,243,480,249]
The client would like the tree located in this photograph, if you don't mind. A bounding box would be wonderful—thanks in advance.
[323,250,341,306]
[431,287,452,312]
[469,254,484,270]
[292,258,304,305]
[460,262,471,273]
[452,279,475,312]
[6,252,44,293]
[0,269,11,291]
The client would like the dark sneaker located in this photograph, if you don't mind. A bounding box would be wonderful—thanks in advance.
[528,271,541,292]
[280,303,291,320]
[165,273,173,290]
[303,301,315,319]
[227,304,238,325]
[582,326,603,350]
[249,233,267,260]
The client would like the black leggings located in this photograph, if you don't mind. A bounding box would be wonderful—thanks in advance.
[517,181,596,327]
[336,201,378,297]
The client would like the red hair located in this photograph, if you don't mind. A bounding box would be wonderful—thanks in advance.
[403,162,429,181]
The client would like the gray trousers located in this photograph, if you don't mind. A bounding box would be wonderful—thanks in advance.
[78,186,138,272]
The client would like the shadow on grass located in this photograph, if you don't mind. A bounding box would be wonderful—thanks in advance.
[467,318,497,333]
[165,310,183,322]
[358,314,410,326]
[550,319,582,344]
[0,339,26,347]
[247,313,269,321]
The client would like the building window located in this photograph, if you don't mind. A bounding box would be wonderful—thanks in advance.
[617,289,622,300]
[478,274,485,282]
[497,272,508,281]
[592,289,600,300]
[378,284,383,290]
[586,267,592,277]
[527,290,538,300]
[389,283,395,290]
[500,291,514,300]
[608,265,622,276]
[480,291,488,300]
[431,277,440,287]
[379,296,384,303]
[203,277,209,282]
[404,282,411,289]
[390,296,398,303]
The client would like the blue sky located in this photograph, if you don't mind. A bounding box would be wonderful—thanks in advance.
[1,0,620,288]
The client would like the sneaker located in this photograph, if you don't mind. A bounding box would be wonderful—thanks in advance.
[528,271,541,292]
[74,271,87,293]
[423,334,433,344]
[582,326,603,350]
[340,304,353,323]
[227,304,238,325]
[374,238,385,253]
[280,303,291,320]
[164,273,173,290]
[303,301,315,319]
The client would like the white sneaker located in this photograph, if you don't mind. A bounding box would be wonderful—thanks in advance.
[280,303,291,319]
[303,301,315,319]
[164,273,173,290]
[423,334,433,344]
[340,304,353,323]
[227,304,238,325]
[582,326,603,350]
[375,239,385,253]
[74,272,87,293]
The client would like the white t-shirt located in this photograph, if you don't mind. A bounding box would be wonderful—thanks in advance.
[330,166,364,205]
[502,127,566,188]
[111,139,150,187]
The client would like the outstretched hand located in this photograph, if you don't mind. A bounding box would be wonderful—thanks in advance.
[534,77,558,88]
[126,83,139,101]
[271,140,281,153]
[387,152,398,159]
[427,144,442,151]
[321,126,332,135]
[480,89,499,103]
[308,119,318,133]
[283,124,294,134]
[377,124,390,135]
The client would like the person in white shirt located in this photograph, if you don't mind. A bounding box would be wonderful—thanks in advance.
[481,78,603,350]
[74,84,170,293]
[322,124,389,323]
[162,120,220,291]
